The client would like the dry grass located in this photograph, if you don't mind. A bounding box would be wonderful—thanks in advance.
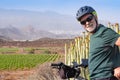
[26,54,65,80]
[26,62,62,80]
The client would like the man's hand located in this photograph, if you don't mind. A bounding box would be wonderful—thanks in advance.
[114,67,120,80]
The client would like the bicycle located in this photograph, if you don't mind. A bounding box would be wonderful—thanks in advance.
[51,59,88,80]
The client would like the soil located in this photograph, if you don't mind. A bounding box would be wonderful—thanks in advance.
[0,38,74,48]
[0,70,35,80]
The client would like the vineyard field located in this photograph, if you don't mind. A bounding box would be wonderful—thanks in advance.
[0,54,60,70]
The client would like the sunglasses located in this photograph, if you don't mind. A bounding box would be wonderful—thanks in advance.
[80,16,93,25]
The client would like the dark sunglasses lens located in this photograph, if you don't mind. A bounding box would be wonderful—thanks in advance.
[80,16,93,25]
[81,21,86,25]
[87,16,93,22]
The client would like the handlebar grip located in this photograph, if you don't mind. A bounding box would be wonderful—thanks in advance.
[51,63,59,66]
[51,62,65,69]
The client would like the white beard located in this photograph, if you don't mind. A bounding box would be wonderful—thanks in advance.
[85,23,96,33]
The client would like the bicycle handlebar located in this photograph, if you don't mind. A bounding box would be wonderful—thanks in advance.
[51,62,64,69]
[51,59,88,69]
[51,59,88,79]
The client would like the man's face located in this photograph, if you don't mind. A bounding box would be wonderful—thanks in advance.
[80,14,97,33]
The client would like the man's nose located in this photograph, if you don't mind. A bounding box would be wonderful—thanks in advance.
[86,21,90,25]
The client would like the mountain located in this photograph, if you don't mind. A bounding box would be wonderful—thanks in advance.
[0,8,82,31]
[0,26,77,41]
[0,35,12,41]
[0,8,110,41]
[0,25,25,40]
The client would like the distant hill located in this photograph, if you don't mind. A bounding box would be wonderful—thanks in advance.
[0,35,12,41]
[0,8,82,31]
[0,37,74,48]
[0,26,25,40]
[0,8,109,41]
[0,26,76,41]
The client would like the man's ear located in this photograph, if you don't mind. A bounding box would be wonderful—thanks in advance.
[94,16,98,21]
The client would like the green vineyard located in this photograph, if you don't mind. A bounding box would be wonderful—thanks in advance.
[0,54,60,70]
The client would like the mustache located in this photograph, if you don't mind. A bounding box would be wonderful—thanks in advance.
[88,23,93,27]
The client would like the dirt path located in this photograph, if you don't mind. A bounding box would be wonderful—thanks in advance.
[0,70,35,80]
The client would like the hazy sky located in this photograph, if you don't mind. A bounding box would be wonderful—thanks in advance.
[0,0,120,23]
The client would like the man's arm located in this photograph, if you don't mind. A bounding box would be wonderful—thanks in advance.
[114,37,120,79]
[115,37,120,46]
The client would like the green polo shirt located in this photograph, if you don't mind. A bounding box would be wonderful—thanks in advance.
[89,24,120,79]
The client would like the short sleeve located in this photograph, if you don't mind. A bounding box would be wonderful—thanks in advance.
[102,28,120,47]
